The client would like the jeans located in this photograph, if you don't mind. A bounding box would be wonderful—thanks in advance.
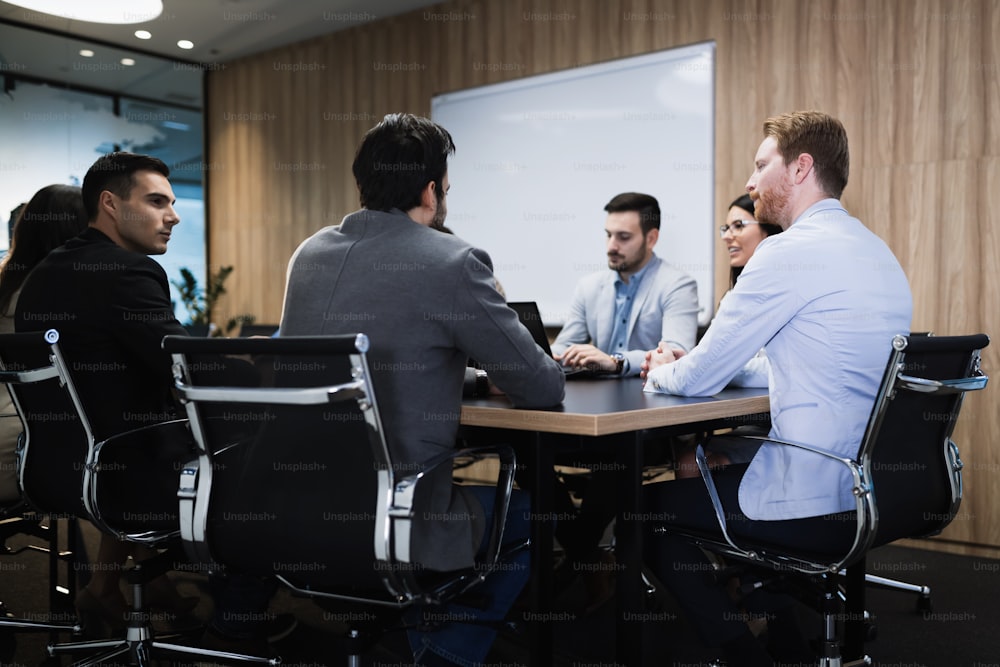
[407,485,531,667]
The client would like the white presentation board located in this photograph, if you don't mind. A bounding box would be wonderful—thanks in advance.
[432,41,715,325]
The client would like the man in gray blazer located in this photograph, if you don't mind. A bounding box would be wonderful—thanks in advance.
[550,192,699,376]
[280,113,565,667]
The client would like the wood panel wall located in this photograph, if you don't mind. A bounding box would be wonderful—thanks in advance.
[205,0,1000,548]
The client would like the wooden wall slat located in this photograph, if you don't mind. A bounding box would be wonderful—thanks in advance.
[205,0,1000,547]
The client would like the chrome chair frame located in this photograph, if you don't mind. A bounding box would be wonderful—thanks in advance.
[0,329,268,667]
[165,333,521,663]
[668,333,989,667]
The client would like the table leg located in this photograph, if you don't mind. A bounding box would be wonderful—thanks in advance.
[526,431,554,666]
[614,430,644,667]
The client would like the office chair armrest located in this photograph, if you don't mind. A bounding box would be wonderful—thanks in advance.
[391,445,517,570]
[695,436,873,574]
[173,380,364,406]
[896,373,988,394]
[738,434,856,466]
[87,419,193,544]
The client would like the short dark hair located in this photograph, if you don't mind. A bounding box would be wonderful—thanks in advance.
[352,113,455,213]
[604,192,661,235]
[81,152,170,221]
[763,110,849,199]
[729,194,754,218]
[0,184,88,314]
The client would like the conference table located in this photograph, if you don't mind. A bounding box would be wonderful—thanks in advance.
[460,377,770,667]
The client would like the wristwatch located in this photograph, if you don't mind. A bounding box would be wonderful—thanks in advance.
[610,353,626,375]
[474,369,490,397]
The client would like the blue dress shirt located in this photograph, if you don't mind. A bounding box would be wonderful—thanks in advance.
[645,199,913,520]
[607,260,652,361]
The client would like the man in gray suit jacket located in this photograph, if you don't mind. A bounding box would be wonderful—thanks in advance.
[551,192,699,376]
[280,113,565,667]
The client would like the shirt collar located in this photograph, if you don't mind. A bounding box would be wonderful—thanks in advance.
[792,198,846,225]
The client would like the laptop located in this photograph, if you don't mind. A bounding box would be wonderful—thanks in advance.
[507,301,596,377]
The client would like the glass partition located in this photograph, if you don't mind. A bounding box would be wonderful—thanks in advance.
[0,22,204,320]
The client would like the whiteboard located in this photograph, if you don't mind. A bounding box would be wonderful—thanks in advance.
[432,41,715,326]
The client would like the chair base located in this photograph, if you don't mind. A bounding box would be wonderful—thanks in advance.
[48,622,279,667]
[862,573,932,610]
[51,638,280,667]
[830,657,872,667]
[0,600,80,633]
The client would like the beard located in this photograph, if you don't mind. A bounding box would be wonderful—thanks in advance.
[607,240,647,273]
[429,193,447,230]
[753,178,792,228]
[753,183,792,229]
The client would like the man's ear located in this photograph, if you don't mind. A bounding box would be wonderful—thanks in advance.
[645,227,660,249]
[792,153,814,185]
[98,190,118,218]
[420,180,437,211]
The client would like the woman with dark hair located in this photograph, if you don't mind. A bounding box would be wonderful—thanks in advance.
[672,196,783,479]
[720,193,782,289]
[2,182,198,634]
[0,184,88,502]
[0,185,88,316]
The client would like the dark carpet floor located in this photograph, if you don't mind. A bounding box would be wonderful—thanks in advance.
[2,520,999,667]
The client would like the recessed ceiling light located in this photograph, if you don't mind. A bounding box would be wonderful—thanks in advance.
[1,0,163,24]
[121,58,136,66]
[79,49,95,57]
[134,30,152,40]
[177,40,194,50]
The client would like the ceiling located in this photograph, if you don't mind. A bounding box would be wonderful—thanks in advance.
[0,0,443,107]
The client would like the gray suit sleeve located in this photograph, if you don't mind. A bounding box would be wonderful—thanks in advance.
[454,249,565,408]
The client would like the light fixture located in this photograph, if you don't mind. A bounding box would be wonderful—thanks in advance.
[177,40,194,50]
[1,0,163,24]
[134,30,152,40]
[79,49,94,57]
[121,58,135,66]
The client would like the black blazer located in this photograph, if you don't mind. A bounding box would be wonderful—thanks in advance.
[15,227,187,441]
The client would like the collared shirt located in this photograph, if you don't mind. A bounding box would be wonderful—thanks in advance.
[607,259,652,358]
[550,254,699,376]
[645,199,912,520]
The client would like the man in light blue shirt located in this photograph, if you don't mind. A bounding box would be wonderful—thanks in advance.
[551,192,698,376]
[641,111,912,666]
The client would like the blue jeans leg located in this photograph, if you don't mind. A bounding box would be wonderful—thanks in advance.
[407,485,531,667]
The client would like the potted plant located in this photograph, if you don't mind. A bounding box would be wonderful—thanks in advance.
[172,265,254,336]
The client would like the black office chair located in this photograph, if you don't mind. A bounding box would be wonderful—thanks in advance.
[163,333,523,666]
[653,332,990,666]
[0,329,267,666]
[0,340,83,642]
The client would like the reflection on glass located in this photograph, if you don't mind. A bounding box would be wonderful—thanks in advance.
[0,81,205,320]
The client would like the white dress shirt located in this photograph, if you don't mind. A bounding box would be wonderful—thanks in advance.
[645,199,913,520]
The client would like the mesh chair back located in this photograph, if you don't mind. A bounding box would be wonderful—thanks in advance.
[165,334,402,598]
[861,333,989,547]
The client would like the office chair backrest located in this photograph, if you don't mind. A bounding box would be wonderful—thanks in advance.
[0,329,187,539]
[164,334,406,599]
[860,333,989,548]
[0,330,92,518]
